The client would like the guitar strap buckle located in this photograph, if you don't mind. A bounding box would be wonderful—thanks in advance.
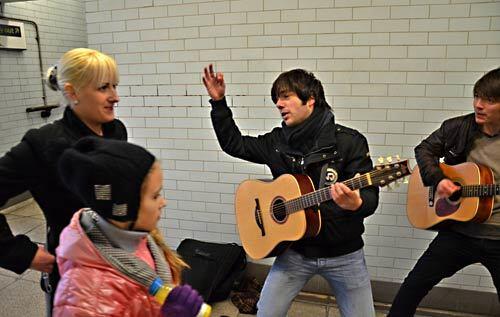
[319,162,338,188]
[428,186,435,207]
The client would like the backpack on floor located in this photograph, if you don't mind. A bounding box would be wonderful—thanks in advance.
[177,238,247,303]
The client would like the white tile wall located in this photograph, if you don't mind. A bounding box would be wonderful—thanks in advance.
[3,0,499,296]
[0,0,87,154]
[107,0,499,295]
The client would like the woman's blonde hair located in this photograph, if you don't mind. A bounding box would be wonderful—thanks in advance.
[46,48,118,101]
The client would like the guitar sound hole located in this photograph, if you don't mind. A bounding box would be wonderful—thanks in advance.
[448,182,462,202]
[271,197,287,223]
[448,191,462,202]
[436,182,462,216]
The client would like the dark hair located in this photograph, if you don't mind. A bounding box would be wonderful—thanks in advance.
[271,69,330,109]
[473,67,500,103]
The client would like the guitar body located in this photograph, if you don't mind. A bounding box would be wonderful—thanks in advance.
[234,159,410,259]
[407,162,494,230]
[235,174,321,260]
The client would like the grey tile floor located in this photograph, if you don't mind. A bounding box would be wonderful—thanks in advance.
[0,199,487,317]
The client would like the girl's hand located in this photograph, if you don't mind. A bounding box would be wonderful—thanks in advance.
[161,284,203,317]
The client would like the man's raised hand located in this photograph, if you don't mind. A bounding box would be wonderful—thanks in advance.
[202,64,226,101]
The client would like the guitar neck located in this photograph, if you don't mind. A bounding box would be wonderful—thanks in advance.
[461,184,500,197]
[285,172,375,213]
[283,160,409,213]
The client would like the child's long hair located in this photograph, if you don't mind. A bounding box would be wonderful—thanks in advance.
[141,161,188,284]
[150,228,188,285]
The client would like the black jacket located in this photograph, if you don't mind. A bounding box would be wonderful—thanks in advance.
[415,113,480,187]
[0,107,127,274]
[210,98,379,258]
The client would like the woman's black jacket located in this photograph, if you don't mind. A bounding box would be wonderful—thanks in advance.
[0,107,127,274]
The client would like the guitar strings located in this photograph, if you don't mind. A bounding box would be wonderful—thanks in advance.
[271,167,405,217]
[268,167,401,218]
[461,184,500,197]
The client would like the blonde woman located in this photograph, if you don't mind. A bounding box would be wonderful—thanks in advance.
[0,48,127,314]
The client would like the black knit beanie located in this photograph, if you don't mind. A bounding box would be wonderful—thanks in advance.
[58,136,156,222]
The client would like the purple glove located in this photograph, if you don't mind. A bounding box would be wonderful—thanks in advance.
[161,284,203,317]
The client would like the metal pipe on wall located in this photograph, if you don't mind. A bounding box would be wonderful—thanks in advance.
[0,9,59,117]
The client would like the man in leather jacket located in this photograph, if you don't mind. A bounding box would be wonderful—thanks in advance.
[389,68,500,316]
[203,64,379,317]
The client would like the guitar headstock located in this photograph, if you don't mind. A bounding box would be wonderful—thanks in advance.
[372,157,411,188]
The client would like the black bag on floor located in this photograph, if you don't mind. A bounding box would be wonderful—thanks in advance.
[177,238,247,303]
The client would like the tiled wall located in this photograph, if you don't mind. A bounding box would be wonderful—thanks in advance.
[84,0,500,293]
[2,0,496,294]
[0,0,87,154]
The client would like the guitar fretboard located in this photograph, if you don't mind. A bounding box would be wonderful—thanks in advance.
[285,174,370,213]
[284,165,406,213]
[461,184,500,197]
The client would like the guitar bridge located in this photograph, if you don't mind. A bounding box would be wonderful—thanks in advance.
[254,198,265,236]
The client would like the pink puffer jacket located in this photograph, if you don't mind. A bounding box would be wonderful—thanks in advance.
[53,211,162,317]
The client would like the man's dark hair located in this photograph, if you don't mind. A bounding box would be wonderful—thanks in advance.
[271,69,330,109]
[473,67,500,103]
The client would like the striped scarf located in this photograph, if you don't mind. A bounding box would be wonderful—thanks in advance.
[81,209,172,290]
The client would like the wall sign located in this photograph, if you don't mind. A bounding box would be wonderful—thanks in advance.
[0,19,26,50]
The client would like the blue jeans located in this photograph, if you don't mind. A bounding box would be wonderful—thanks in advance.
[257,248,375,317]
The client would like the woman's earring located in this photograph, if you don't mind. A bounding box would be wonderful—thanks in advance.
[73,100,79,105]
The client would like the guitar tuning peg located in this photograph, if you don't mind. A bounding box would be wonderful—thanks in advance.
[395,154,401,161]
[386,156,393,163]
[378,156,384,164]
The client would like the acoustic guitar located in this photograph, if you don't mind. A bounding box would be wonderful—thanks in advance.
[235,160,411,259]
[407,162,499,230]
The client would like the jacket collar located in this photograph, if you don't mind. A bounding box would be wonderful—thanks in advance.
[315,113,338,150]
[80,210,148,253]
[278,111,337,155]
[62,106,118,138]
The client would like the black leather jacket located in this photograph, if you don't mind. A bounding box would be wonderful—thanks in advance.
[0,107,127,273]
[210,97,379,258]
[415,113,480,187]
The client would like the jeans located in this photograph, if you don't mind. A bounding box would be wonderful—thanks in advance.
[257,248,375,317]
[388,230,500,317]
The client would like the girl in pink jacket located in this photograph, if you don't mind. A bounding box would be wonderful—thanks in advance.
[53,137,205,317]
